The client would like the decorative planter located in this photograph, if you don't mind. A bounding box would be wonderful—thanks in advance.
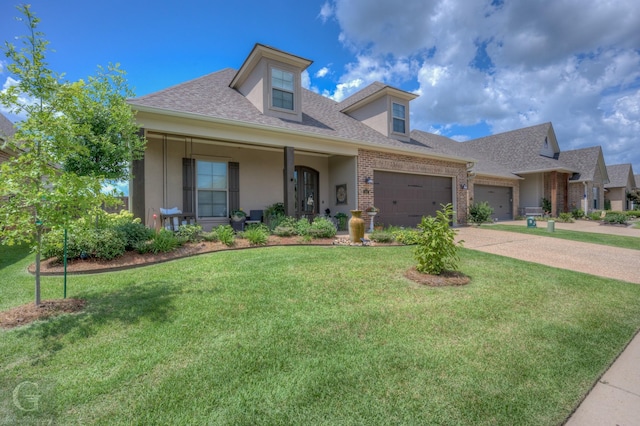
[349,210,365,243]
[230,217,245,232]
[366,211,377,232]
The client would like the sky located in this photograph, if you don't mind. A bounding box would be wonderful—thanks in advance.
[1,0,639,179]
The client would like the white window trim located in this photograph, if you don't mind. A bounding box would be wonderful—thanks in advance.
[269,66,297,114]
[391,102,407,135]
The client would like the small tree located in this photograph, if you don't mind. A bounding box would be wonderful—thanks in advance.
[0,5,145,306]
[414,203,463,275]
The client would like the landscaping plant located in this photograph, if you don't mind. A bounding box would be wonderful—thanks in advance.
[414,203,462,275]
[242,224,270,246]
[468,201,494,225]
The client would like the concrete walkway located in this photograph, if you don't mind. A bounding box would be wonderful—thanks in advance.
[454,220,640,425]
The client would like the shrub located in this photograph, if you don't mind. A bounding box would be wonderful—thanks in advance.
[369,230,395,243]
[146,229,184,254]
[468,201,494,225]
[542,198,552,214]
[201,231,218,242]
[391,228,420,245]
[215,225,235,246]
[294,218,312,237]
[93,229,127,260]
[176,224,203,243]
[414,204,462,275]
[243,224,269,246]
[273,225,297,237]
[115,221,154,250]
[557,212,574,223]
[626,210,640,218]
[308,217,337,239]
[588,211,603,221]
[603,213,628,225]
[570,208,584,219]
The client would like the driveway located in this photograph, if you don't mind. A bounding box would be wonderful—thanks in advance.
[455,220,640,284]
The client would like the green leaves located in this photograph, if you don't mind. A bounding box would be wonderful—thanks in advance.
[414,203,463,275]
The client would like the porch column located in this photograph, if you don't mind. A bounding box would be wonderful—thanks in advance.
[283,147,295,216]
[550,171,558,216]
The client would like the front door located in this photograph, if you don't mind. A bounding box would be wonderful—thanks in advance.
[295,166,319,218]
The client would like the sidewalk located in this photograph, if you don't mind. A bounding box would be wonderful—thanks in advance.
[455,221,640,425]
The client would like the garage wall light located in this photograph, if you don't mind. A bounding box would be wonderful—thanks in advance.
[364,177,373,184]
[460,183,468,190]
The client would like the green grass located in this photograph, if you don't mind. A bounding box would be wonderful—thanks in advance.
[2,244,640,425]
[485,224,640,250]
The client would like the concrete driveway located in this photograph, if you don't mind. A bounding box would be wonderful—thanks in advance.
[456,220,640,284]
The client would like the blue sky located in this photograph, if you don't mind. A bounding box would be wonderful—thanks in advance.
[2,0,640,180]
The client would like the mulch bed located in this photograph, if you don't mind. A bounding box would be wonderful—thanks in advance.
[404,267,471,287]
[0,298,86,330]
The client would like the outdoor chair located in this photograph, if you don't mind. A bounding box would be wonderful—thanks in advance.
[245,210,263,225]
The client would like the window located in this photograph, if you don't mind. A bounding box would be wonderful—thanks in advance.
[272,68,294,110]
[392,103,406,134]
[197,160,227,217]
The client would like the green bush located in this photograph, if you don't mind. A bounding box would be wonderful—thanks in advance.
[557,213,574,223]
[468,201,494,225]
[626,210,640,218]
[93,229,127,260]
[308,217,337,239]
[243,224,269,246]
[176,224,203,243]
[294,218,312,236]
[391,228,420,245]
[414,204,462,275]
[334,212,348,231]
[273,225,297,237]
[603,213,628,225]
[369,230,395,243]
[145,229,184,254]
[542,198,552,214]
[215,225,235,246]
[570,208,584,219]
[201,231,218,242]
[589,211,603,221]
[115,221,154,250]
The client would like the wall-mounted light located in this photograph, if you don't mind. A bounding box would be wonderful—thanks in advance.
[364,177,373,184]
[460,183,468,190]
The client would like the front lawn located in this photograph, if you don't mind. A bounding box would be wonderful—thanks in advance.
[487,224,640,250]
[2,244,640,425]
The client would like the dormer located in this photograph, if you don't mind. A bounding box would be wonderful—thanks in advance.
[230,44,312,123]
[339,82,417,142]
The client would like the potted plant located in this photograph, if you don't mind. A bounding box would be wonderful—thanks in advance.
[365,206,379,216]
[230,209,246,231]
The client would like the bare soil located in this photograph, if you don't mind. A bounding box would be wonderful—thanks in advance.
[404,267,471,287]
[1,299,86,330]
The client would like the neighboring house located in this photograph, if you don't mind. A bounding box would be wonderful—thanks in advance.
[558,146,609,213]
[127,44,473,230]
[0,112,16,166]
[605,164,636,211]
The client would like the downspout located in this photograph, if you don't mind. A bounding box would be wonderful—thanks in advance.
[583,181,588,214]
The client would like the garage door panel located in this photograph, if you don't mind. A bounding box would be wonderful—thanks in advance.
[474,184,512,221]
[374,171,453,228]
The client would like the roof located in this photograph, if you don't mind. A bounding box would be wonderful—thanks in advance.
[338,81,417,113]
[128,69,468,162]
[557,146,604,182]
[0,113,15,142]
[635,174,640,188]
[605,164,634,189]
[460,122,575,175]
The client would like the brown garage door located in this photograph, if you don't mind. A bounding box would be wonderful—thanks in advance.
[474,185,513,221]
[374,171,453,228]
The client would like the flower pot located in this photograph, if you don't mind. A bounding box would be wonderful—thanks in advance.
[349,210,365,243]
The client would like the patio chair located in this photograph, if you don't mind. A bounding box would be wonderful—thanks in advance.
[245,210,263,225]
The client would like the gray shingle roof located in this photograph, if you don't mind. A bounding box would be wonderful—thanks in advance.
[635,174,640,188]
[128,69,466,160]
[605,164,634,188]
[461,122,574,174]
[337,82,387,111]
[557,146,603,182]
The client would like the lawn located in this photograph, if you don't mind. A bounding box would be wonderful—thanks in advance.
[486,224,640,250]
[2,244,640,425]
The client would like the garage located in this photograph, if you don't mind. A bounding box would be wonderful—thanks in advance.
[374,171,453,228]
[473,184,513,221]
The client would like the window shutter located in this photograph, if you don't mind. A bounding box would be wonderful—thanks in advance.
[182,158,195,213]
[229,162,240,215]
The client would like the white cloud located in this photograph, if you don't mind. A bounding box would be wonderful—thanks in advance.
[324,0,640,170]
[318,2,334,23]
[315,66,330,78]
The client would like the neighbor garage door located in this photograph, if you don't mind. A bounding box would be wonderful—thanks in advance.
[374,171,452,228]
[474,185,513,221]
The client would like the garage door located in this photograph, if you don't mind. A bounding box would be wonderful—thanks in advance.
[474,185,512,221]
[374,171,452,228]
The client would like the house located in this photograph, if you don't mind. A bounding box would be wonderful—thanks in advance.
[127,44,473,230]
[605,164,636,211]
[126,43,615,229]
[0,112,16,166]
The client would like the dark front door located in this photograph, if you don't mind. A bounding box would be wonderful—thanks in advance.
[295,166,319,218]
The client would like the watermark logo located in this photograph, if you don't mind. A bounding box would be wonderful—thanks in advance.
[12,381,41,412]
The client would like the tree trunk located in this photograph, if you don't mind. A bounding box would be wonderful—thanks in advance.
[35,226,42,306]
